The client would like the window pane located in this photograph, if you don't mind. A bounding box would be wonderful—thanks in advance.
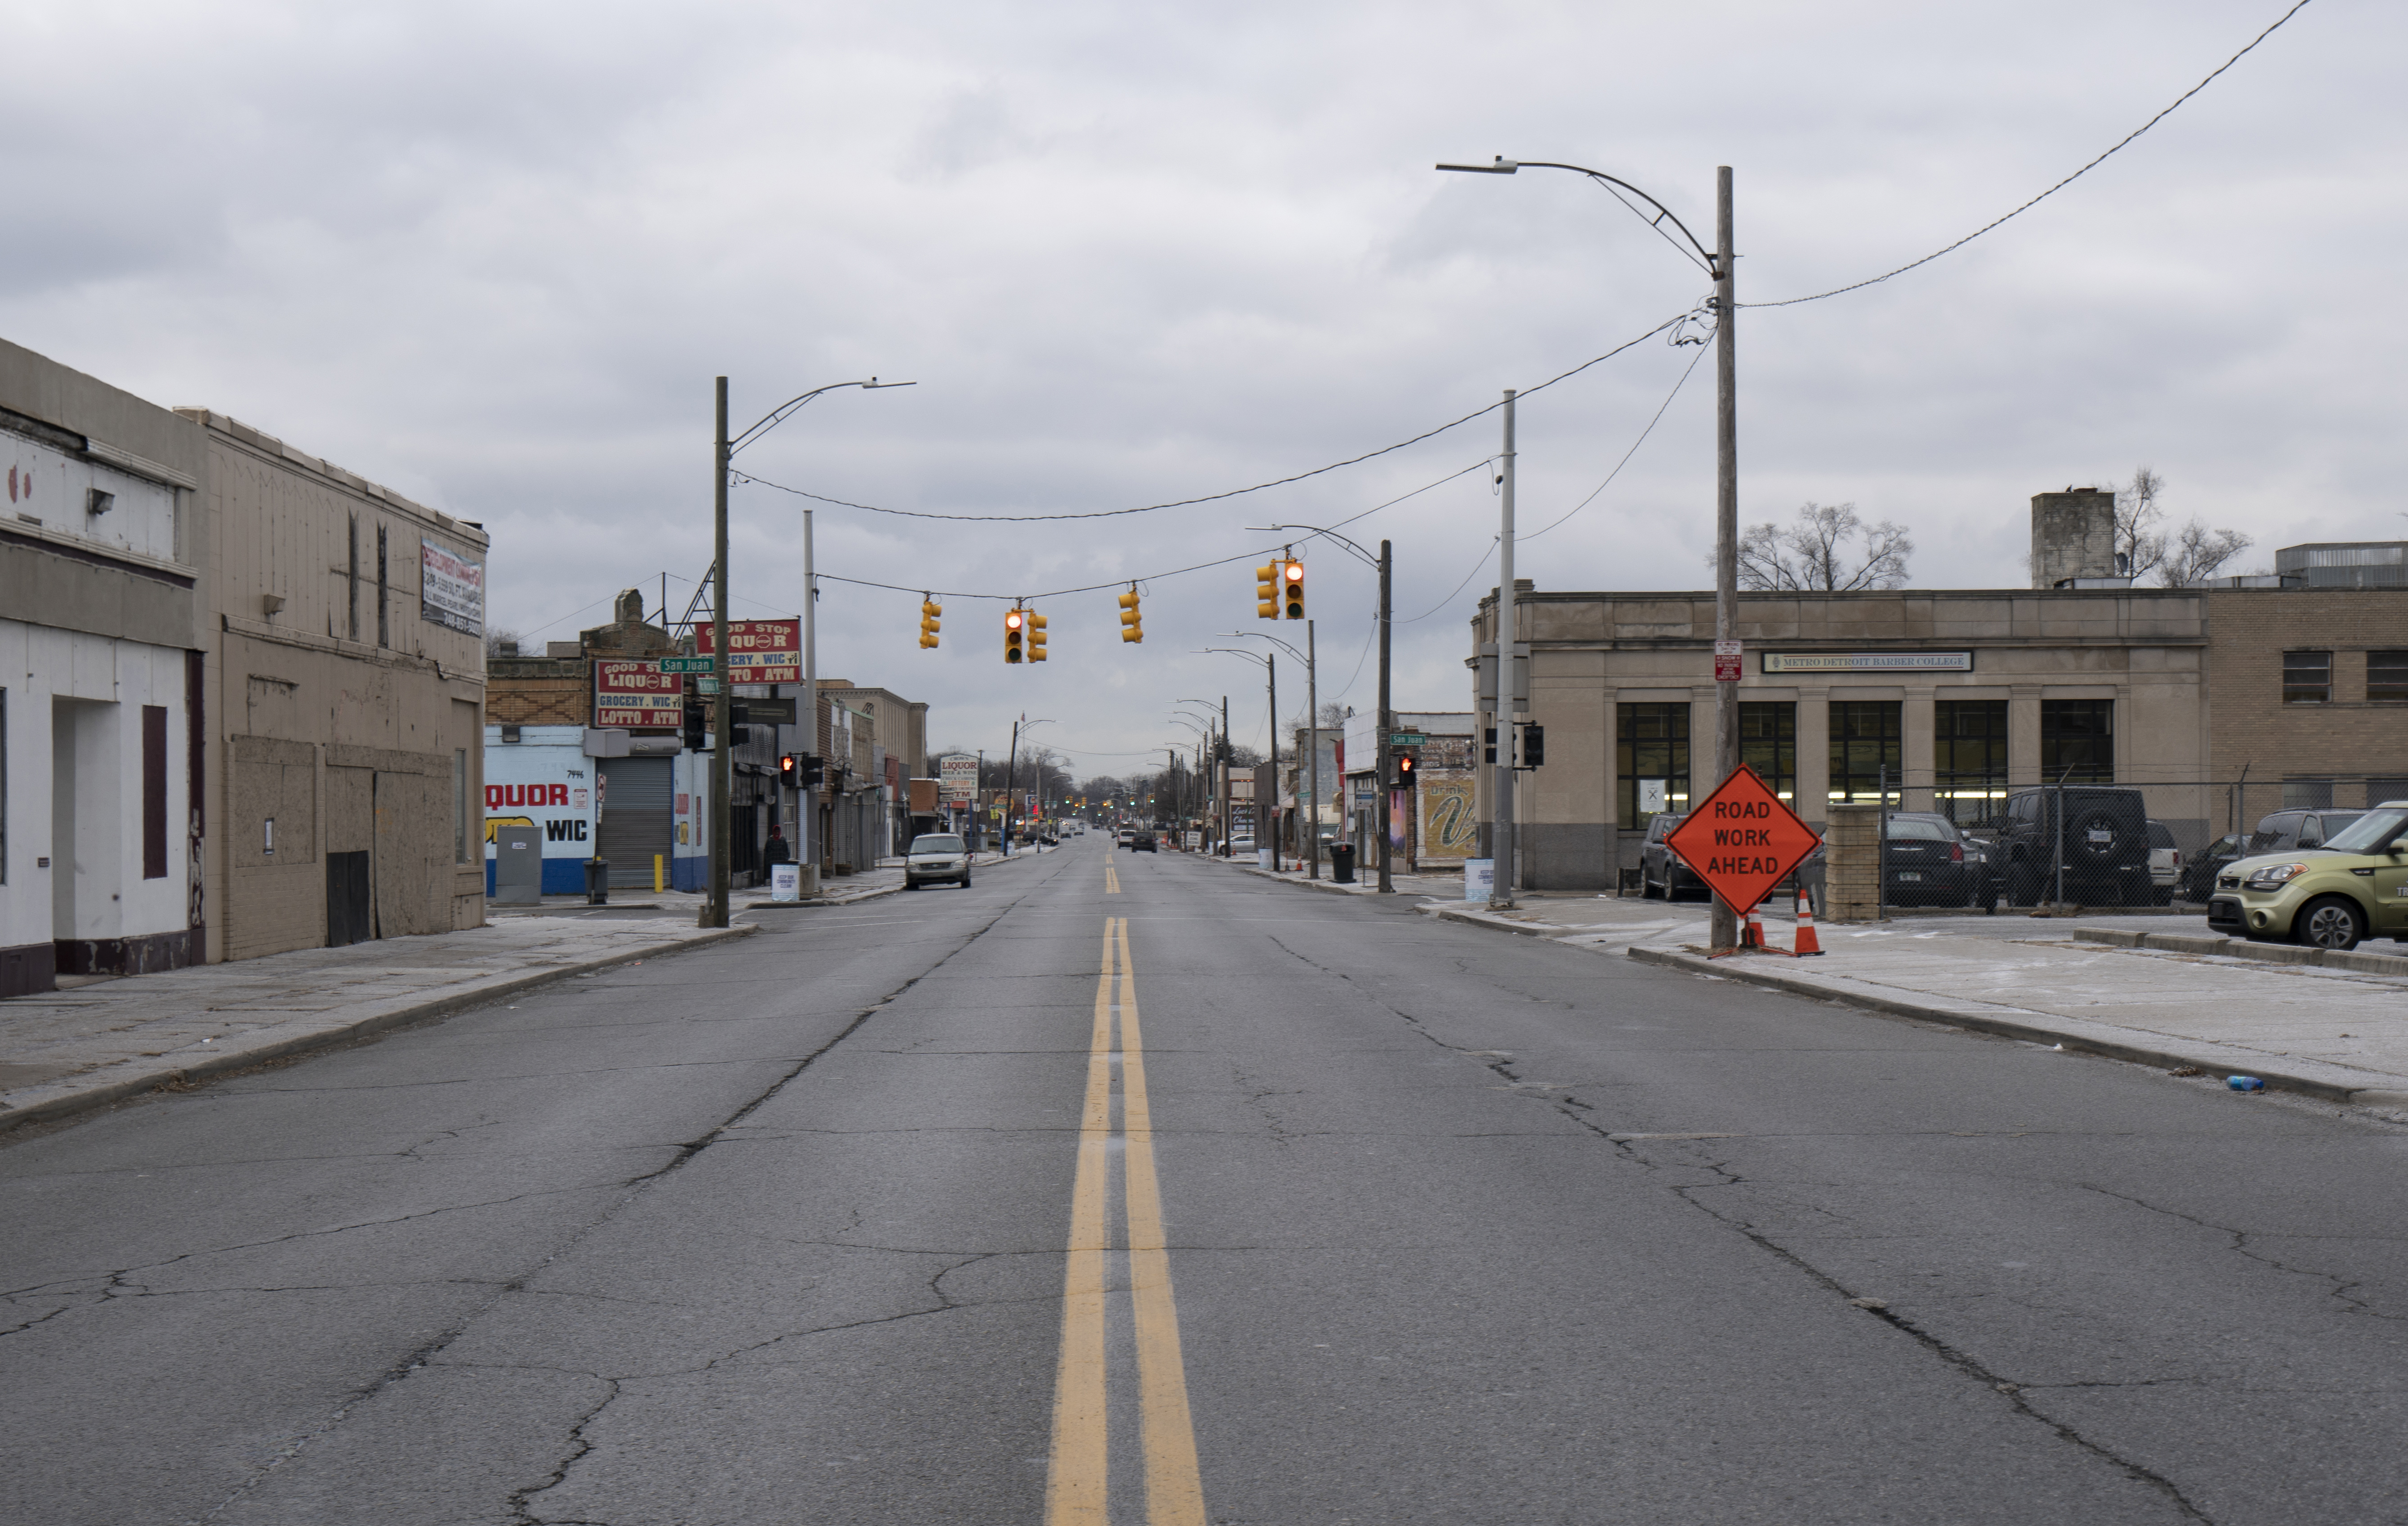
[2369,651,2408,703]
[1739,701,1796,802]
[1618,703,1689,827]
[2039,699,2113,783]
[2283,650,2333,704]
[1828,700,1902,805]
[1933,699,2007,824]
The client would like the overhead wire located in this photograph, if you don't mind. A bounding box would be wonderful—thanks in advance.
[1745,0,2316,309]
[1521,340,1709,543]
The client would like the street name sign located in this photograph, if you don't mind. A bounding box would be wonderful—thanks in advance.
[660,656,714,673]
[1662,763,1820,912]
[1389,732,1426,746]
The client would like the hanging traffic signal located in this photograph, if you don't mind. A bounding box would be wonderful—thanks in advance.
[920,598,942,649]
[1256,563,1279,619]
[779,753,799,786]
[1005,607,1024,663]
[1281,558,1305,619]
[797,752,826,788]
[1395,748,1419,787]
[1119,587,1143,644]
[1519,723,1545,769]
[682,700,707,752]
[1027,611,1048,662]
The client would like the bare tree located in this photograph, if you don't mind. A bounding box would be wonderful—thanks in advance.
[2114,467,2167,580]
[2159,520,2254,586]
[484,626,525,657]
[1734,502,1912,591]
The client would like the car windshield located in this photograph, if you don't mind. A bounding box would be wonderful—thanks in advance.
[1886,819,1948,841]
[2317,809,2408,854]
[909,835,965,854]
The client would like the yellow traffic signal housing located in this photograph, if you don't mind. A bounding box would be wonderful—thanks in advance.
[1026,610,1048,662]
[919,598,942,649]
[1255,563,1279,619]
[1282,558,1305,619]
[1004,607,1024,663]
[1119,588,1143,644]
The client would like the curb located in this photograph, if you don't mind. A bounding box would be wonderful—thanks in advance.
[2073,926,2408,980]
[0,924,759,1135]
[1426,904,1572,938]
[1624,943,2408,1108]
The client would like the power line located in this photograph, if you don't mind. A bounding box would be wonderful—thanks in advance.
[1746,0,2316,309]
[1522,341,1709,543]
[728,313,1685,523]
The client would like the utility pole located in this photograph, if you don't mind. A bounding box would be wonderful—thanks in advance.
[702,377,732,929]
[1710,166,1741,954]
[799,506,820,897]
[1490,389,1517,910]
[1220,695,1231,856]
[1377,539,1393,893]
[1005,716,1020,856]
[1266,654,1281,872]
[1306,618,1321,880]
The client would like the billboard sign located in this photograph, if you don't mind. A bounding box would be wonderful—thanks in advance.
[940,753,978,804]
[594,659,682,729]
[420,541,485,637]
[695,618,802,683]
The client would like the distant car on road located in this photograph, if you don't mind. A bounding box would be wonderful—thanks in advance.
[903,832,973,891]
[1117,829,1136,848]
[1129,830,1158,852]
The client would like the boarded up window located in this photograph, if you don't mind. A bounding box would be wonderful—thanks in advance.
[142,704,168,879]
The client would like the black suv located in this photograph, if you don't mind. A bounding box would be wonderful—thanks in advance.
[1130,830,1158,853]
[1993,786,2154,907]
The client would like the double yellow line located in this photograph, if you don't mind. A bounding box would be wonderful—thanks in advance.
[1045,917,1205,1526]
[1105,862,1122,895]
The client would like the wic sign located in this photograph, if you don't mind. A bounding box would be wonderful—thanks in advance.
[1662,764,1821,912]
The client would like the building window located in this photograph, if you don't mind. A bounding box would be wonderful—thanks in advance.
[1828,700,1902,805]
[1934,699,2008,823]
[1617,703,1689,826]
[453,748,470,864]
[2282,650,2332,704]
[1739,702,1795,801]
[2368,651,2408,704]
[142,705,168,880]
[2039,699,2113,783]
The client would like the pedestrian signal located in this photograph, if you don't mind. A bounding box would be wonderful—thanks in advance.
[1005,608,1024,663]
[1027,611,1048,661]
[920,598,942,649]
[1281,559,1305,619]
[1396,749,1418,787]
[682,701,707,752]
[1256,563,1279,619]
[1119,587,1143,644]
[1519,723,1545,768]
[779,754,799,785]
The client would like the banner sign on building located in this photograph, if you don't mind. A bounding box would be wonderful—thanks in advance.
[1761,651,1973,673]
[420,541,485,637]
[594,660,682,728]
[940,754,978,804]
[695,618,802,683]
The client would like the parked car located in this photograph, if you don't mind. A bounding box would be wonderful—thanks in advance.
[1130,830,1158,853]
[2183,833,2250,903]
[1883,812,1996,910]
[2246,809,2364,855]
[1994,786,2156,907]
[2206,802,2408,950]
[1638,814,1707,900]
[903,832,973,891]
[1117,829,1136,848]
[2146,820,2182,906]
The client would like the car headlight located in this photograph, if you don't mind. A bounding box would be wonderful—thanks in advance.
[2244,862,2309,889]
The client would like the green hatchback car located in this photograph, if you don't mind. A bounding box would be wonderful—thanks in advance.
[2205,801,2408,950]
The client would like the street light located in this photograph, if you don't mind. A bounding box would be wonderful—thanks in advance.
[1261,524,1394,893]
[1205,646,1282,871]
[1177,698,1230,854]
[1438,154,1735,945]
[1222,627,1323,879]
[1005,716,1054,854]
[704,374,915,928]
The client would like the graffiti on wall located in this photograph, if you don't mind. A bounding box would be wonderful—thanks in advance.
[1418,772,1478,862]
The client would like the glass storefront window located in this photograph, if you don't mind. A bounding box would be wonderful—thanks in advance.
[2039,699,2113,783]
[1739,701,1796,801]
[1934,699,2007,824]
[1618,703,1689,827]
[1828,700,1902,805]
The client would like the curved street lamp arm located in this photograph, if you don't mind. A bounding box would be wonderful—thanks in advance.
[1220,629,1306,663]
[730,378,918,457]
[1437,157,1718,276]
[1259,523,1380,570]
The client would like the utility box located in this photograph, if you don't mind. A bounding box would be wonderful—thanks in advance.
[492,824,544,905]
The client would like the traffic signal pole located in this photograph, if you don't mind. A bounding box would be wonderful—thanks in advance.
[1266,655,1280,872]
[800,506,820,898]
[1306,618,1320,880]
[1490,389,1517,911]
[1220,695,1231,855]
[703,377,732,929]
[1376,539,1393,893]
[1710,166,1741,955]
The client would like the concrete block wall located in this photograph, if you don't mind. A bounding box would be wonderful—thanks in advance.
[1825,804,1882,922]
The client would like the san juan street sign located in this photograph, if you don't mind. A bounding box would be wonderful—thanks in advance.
[660,656,714,674]
[1662,763,1821,912]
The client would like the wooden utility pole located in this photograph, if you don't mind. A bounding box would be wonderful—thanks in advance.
[1710,167,1740,954]
[702,377,731,929]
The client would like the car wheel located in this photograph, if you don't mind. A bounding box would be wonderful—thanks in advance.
[1641,870,1659,899]
[960,875,972,888]
[2294,896,2365,952]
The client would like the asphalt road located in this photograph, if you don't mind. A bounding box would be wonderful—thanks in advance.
[6,837,2407,1524]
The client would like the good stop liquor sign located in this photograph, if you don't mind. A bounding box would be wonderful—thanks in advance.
[1663,763,1821,911]
[696,619,801,683]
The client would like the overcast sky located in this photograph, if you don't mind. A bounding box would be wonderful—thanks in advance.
[3,0,2386,776]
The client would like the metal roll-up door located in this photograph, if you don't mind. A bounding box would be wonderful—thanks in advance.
[597,757,674,888]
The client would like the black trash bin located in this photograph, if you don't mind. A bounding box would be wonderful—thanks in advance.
[1329,843,1356,884]
[584,858,609,906]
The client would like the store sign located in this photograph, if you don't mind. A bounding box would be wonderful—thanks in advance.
[594,659,682,728]
[940,754,978,804]
[420,541,485,637]
[695,618,801,682]
[1761,651,1973,673]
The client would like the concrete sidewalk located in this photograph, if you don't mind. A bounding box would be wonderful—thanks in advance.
[1196,849,1466,900]
[0,915,754,1133]
[1418,892,2408,1108]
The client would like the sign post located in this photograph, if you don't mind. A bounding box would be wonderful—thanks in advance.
[1662,764,1821,954]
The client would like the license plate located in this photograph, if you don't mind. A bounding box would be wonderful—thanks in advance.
[1896,871,1922,882]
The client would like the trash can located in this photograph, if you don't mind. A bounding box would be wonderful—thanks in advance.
[1329,843,1356,884]
[584,858,609,906]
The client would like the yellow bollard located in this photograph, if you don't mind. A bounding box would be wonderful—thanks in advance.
[654,853,665,894]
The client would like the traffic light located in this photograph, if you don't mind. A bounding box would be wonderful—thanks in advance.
[682,701,707,752]
[1281,558,1305,620]
[1395,748,1419,787]
[779,753,799,786]
[1519,723,1545,768]
[1119,587,1143,644]
[1005,607,1024,663]
[797,752,826,788]
[1256,563,1279,619]
[1027,611,1048,662]
[920,598,942,650]
[1483,725,1498,764]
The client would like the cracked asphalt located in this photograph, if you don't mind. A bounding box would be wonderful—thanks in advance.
[6,836,2408,1523]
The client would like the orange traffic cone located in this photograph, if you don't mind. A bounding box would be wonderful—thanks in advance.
[1743,902,1765,950]
[1793,884,1823,956]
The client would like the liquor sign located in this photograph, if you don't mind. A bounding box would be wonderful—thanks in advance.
[420,540,485,637]
[1713,639,1743,682]
[594,659,682,728]
[695,618,802,682]
[940,754,978,805]
[1662,764,1821,913]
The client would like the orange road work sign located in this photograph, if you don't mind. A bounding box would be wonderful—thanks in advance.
[1662,764,1822,912]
